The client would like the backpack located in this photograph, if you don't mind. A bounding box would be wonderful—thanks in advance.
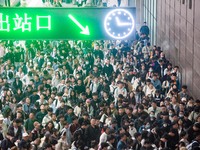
[2,105,11,117]
[187,141,200,150]
[0,138,9,149]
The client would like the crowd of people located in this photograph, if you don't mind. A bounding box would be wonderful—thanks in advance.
[0,22,199,150]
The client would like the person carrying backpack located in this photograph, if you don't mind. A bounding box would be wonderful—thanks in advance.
[187,133,200,150]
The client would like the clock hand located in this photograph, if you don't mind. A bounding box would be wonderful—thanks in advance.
[115,17,132,26]
[115,17,120,25]
[119,22,132,26]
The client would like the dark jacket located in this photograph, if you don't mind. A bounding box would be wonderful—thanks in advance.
[85,125,101,146]
[8,125,23,141]
[0,137,16,150]
[117,140,127,150]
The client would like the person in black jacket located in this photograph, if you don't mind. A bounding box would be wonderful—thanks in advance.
[103,59,114,78]
[0,132,16,150]
[140,139,155,150]
[132,132,142,150]
[85,118,101,147]
[140,22,150,36]
[7,118,23,142]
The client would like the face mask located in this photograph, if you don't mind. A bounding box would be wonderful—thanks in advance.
[146,124,150,129]
[150,117,154,121]
[169,113,173,116]
[150,115,155,118]
[163,124,167,127]
[179,115,184,118]
[86,61,89,64]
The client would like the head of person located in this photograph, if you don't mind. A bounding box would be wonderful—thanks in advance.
[90,118,96,126]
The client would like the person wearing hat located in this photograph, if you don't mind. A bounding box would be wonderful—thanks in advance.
[18,132,31,149]
[42,107,53,127]
[83,99,94,118]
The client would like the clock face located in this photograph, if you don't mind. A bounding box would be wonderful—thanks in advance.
[104,9,135,39]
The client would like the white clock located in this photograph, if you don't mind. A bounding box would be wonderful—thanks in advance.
[104,9,135,39]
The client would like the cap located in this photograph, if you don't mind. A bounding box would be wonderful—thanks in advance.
[47,62,51,65]
[86,99,91,103]
[22,132,29,137]
[0,114,4,120]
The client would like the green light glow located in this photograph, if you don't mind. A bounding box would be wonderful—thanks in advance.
[68,14,90,35]
[0,13,10,32]
[36,15,51,30]
[13,13,32,32]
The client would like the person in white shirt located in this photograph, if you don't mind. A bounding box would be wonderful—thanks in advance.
[53,92,63,110]
[36,93,48,105]
[99,126,110,146]
[22,71,33,86]
[114,81,127,105]
[109,80,117,95]
[42,107,53,127]
[148,101,161,118]
[74,101,83,117]
[90,77,100,93]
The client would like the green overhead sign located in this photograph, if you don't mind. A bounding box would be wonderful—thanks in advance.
[0,7,136,40]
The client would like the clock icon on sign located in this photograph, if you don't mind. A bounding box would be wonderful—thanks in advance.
[104,9,135,39]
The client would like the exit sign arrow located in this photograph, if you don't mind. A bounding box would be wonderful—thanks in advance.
[68,14,90,35]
